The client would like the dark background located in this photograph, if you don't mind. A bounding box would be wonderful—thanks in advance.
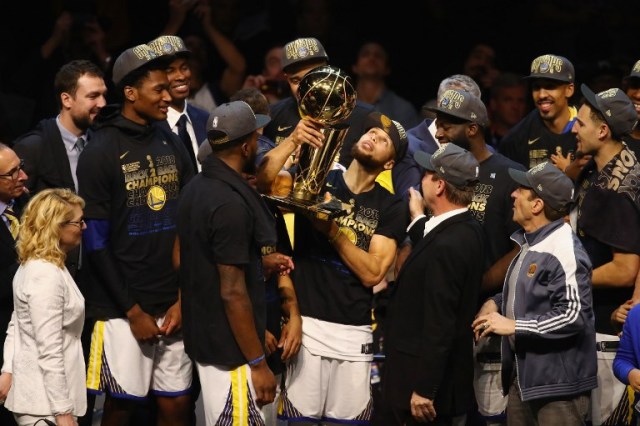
[0,0,638,138]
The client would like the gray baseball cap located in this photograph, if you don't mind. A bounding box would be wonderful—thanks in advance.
[147,35,191,58]
[207,101,271,146]
[524,54,575,83]
[112,44,168,85]
[508,162,575,211]
[426,89,489,127]
[581,84,638,138]
[414,143,479,188]
[625,59,640,81]
[282,38,329,73]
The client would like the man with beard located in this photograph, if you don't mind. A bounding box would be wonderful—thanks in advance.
[178,101,292,425]
[260,112,408,425]
[148,35,209,174]
[499,54,577,170]
[78,43,194,426]
[257,37,375,195]
[10,59,107,279]
[10,59,107,426]
[571,84,640,425]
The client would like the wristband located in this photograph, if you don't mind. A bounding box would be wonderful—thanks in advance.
[248,354,265,366]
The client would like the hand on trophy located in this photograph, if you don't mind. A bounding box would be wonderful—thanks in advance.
[287,119,325,149]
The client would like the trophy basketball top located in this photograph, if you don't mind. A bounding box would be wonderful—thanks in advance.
[297,65,357,126]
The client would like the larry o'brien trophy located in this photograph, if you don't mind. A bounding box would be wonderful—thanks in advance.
[265,65,356,220]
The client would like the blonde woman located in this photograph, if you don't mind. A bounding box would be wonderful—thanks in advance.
[0,188,86,426]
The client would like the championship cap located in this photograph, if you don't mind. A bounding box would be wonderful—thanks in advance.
[414,143,479,188]
[147,35,191,58]
[508,162,575,211]
[112,44,167,85]
[364,112,408,162]
[282,38,329,73]
[426,89,489,127]
[581,84,638,138]
[206,101,271,146]
[624,59,640,81]
[525,54,575,83]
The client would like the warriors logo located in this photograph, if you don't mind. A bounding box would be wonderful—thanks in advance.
[147,185,167,211]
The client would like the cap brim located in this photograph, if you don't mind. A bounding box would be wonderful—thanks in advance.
[508,168,532,188]
[522,75,572,83]
[414,150,435,172]
[580,84,602,113]
[255,114,271,130]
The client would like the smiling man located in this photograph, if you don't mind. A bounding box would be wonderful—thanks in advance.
[148,35,209,173]
[77,43,195,426]
[498,54,577,170]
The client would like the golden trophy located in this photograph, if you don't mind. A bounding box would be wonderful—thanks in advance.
[265,65,356,220]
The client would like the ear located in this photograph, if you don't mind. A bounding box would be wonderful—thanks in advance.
[598,122,611,141]
[565,83,575,99]
[531,197,544,215]
[467,123,479,137]
[434,178,446,196]
[60,92,73,109]
[383,158,395,171]
[124,86,136,102]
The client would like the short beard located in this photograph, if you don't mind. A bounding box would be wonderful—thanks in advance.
[350,144,383,171]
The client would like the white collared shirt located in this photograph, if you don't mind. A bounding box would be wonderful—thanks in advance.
[168,105,201,172]
[407,207,468,238]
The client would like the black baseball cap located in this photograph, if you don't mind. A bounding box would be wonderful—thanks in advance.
[581,84,638,138]
[112,44,168,85]
[414,143,479,188]
[508,162,575,211]
[364,112,408,162]
[282,38,329,73]
[524,54,575,84]
[207,101,271,146]
[426,89,489,127]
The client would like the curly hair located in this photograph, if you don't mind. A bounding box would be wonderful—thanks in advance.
[16,188,85,267]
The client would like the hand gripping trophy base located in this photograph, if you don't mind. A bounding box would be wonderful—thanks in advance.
[264,65,356,220]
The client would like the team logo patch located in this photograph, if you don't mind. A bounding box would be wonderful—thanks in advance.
[340,227,358,245]
[147,185,167,211]
[527,263,537,277]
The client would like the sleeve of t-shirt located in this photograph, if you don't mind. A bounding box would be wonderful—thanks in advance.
[376,195,409,243]
[77,139,114,220]
[581,190,640,255]
[210,200,253,265]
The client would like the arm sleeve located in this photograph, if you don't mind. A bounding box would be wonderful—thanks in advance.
[83,219,136,313]
[613,306,640,384]
[514,254,592,339]
[25,264,74,415]
[1,312,15,373]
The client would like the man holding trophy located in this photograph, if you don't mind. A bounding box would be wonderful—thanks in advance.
[257,60,409,421]
[257,37,375,196]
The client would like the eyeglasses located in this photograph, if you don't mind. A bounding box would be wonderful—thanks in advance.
[0,159,25,180]
[64,219,85,228]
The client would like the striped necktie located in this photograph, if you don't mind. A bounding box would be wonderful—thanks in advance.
[3,206,19,240]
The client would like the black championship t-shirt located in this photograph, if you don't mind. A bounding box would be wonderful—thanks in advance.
[79,119,193,315]
[469,153,524,274]
[293,170,407,326]
[499,109,577,170]
[575,146,640,333]
[263,97,375,168]
[178,172,266,367]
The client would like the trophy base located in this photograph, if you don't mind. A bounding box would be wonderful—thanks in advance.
[264,194,351,220]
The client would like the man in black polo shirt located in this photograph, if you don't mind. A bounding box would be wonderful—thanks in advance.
[178,101,293,425]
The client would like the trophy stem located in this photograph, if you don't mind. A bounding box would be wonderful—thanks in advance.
[292,123,349,201]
